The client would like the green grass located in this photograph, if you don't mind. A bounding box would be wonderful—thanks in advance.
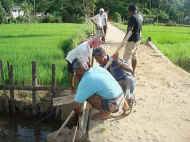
[0,23,90,86]
[114,23,190,72]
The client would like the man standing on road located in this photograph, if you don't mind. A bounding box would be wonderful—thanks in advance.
[115,5,142,75]
[91,8,108,42]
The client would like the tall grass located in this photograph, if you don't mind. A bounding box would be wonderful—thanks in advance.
[0,23,90,86]
[114,23,190,72]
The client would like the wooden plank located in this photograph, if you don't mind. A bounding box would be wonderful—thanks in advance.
[0,85,63,90]
[79,102,90,137]
[53,95,74,106]
[0,85,72,92]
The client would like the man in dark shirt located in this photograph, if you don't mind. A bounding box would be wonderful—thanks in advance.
[116,5,142,75]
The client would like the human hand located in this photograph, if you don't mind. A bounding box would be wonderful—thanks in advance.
[112,52,119,60]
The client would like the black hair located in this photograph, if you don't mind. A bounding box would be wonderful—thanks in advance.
[128,4,137,13]
[92,47,106,57]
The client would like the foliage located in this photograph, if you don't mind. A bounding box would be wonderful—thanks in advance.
[112,12,122,23]
[41,15,62,23]
[0,2,6,23]
[0,23,89,86]
[0,0,189,24]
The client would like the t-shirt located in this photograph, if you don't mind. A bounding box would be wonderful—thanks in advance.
[66,41,92,68]
[74,66,123,103]
[128,14,141,42]
[102,56,132,81]
[93,13,107,28]
[102,12,108,26]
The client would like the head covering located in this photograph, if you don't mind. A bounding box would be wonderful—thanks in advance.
[88,37,102,48]
[92,47,106,57]
[99,8,104,12]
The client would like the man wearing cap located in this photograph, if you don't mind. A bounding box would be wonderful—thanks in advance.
[65,38,101,90]
[72,59,129,120]
[116,5,142,75]
[91,8,108,42]
[93,47,136,106]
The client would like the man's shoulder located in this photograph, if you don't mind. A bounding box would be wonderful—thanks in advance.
[129,15,137,21]
[77,41,89,50]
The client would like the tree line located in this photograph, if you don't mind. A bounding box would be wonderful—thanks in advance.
[0,0,190,24]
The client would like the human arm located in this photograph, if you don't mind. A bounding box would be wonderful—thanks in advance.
[114,29,132,54]
[114,17,134,54]
[118,60,133,74]
[90,16,99,28]
[74,76,96,103]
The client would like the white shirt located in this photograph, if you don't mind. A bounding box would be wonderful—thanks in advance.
[66,41,92,68]
[93,13,108,27]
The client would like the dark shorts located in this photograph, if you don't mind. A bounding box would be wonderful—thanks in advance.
[67,58,78,74]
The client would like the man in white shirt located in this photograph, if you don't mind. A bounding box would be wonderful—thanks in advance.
[91,8,108,42]
[66,37,101,90]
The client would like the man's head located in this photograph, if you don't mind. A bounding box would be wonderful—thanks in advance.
[88,37,102,48]
[99,8,104,15]
[92,47,108,65]
[72,59,86,80]
[128,5,137,16]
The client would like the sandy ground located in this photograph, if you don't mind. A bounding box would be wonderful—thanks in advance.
[88,23,190,142]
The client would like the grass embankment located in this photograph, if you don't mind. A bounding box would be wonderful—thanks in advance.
[114,23,190,72]
[0,23,90,86]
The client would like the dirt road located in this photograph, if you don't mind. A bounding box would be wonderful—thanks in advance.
[88,23,190,142]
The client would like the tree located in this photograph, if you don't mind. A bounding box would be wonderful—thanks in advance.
[21,1,33,22]
[184,0,190,16]
[0,2,6,23]
[0,0,13,13]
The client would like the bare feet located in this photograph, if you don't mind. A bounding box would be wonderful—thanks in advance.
[122,100,130,113]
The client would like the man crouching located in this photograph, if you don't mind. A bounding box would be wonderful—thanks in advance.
[93,47,136,107]
[72,59,128,120]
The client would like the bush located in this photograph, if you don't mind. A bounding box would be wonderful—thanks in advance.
[158,11,169,23]
[58,28,89,58]
[0,2,6,23]
[143,8,151,15]
[143,15,156,24]
[112,12,122,23]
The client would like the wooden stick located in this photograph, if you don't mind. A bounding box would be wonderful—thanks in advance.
[0,60,4,83]
[72,121,79,142]
[51,64,56,105]
[32,61,37,115]
[8,65,15,113]
[55,110,75,138]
